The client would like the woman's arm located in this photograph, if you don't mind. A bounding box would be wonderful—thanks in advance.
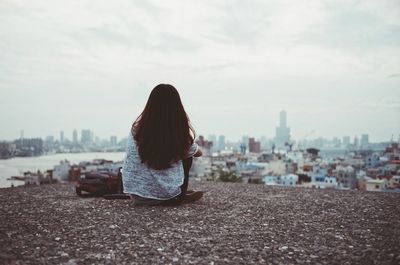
[193,148,203,157]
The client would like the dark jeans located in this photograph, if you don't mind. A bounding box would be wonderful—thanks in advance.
[132,157,193,206]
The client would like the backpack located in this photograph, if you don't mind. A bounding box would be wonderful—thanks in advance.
[76,168,123,196]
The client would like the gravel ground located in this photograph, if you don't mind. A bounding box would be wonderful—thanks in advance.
[1,181,400,265]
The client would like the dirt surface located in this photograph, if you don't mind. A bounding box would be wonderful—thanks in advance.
[1,182,400,264]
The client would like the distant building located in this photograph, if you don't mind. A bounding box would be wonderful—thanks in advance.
[280,174,298,186]
[218,135,226,151]
[365,153,380,168]
[25,173,41,185]
[353,136,359,149]
[260,136,268,150]
[323,176,338,189]
[0,142,16,159]
[73,130,78,144]
[366,179,387,192]
[332,137,341,148]
[60,131,64,144]
[360,134,369,149]
[190,157,212,179]
[45,135,54,144]
[242,135,249,151]
[110,136,118,146]
[53,160,71,181]
[196,135,213,156]
[275,110,291,148]
[335,165,357,189]
[248,138,261,153]
[81,129,93,145]
[208,135,217,151]
[14,138,43,157]
[342,136,351,147]
[310,165,338,188]
[263,175,278,185]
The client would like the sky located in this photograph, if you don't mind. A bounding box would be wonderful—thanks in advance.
[0,0,399,143]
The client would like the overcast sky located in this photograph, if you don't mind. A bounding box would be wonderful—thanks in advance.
[0,0,399,142]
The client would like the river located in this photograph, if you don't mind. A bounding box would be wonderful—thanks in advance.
[0,152,125,188]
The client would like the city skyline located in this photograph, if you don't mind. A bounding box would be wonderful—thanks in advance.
[1,0,399,142]
[4,123,396,146]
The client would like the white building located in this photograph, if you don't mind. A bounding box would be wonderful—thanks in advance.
[53,160,71,181]
[311,165,328,188]
[25,173,40,185]
[323,176,338,189]
[263,175,278,185]
[268,160,286,176]
[366,179,387,192]
[335,165,357,189]
[191,157,212,179]
[280,174,298,186]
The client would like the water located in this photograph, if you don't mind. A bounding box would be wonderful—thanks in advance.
[0,152,126,188]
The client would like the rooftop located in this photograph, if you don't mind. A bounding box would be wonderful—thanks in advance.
[1,182,399,264]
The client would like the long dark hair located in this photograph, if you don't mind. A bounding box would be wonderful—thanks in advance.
[132,84,196,170]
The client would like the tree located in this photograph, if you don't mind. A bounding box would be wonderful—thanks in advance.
[216,166,242,183]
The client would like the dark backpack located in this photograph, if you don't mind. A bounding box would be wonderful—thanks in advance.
[76,168,123,196]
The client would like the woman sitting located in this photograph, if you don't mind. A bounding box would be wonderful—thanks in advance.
[122,84,203,206]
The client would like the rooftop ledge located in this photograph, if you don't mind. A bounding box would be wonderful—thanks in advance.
[1,182,399,265]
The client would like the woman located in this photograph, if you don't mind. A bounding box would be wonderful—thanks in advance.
[122,84,203,205]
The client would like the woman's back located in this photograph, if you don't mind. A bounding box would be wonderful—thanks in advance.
[121,84,201,201]
[122,133,198,199]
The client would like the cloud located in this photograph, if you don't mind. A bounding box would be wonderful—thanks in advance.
[298,0,400,51]
[0,0,399,141]
[387,73,400,78]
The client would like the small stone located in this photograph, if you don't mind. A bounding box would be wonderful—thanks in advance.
[55,237,61,241]
[65,259,77,265]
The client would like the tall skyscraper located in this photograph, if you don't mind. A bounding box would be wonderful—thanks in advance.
[353,136,359,148]
[218,135,226,151]
[275,110,291,148]
[343,136,350,147]
[81,129,93,145]
[60,131,64,143]
[208,134,217,151]
[73,129,78,144]
[242,135,249,150]
[110,136,118,146]
[360,134,369,149]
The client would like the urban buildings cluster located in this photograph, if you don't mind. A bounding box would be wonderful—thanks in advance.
[9,158,122,186]
[1,111,399,193]
[0,129,127,159]
[201,111,390,155]
[0,110,392,160]
[191,136,400,192]
[189,111,400,192]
